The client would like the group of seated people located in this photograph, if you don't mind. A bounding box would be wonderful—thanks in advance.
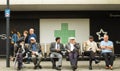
[83,35,114,70]
[14,34,115,71]
[50,35,114,71]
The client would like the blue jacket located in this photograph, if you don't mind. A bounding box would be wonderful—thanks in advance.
[28,34,37,43]
[12,34,18,43]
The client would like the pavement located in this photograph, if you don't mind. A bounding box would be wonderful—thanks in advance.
[0,58,120,71]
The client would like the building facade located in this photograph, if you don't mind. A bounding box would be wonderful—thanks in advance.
[0,0,120,56]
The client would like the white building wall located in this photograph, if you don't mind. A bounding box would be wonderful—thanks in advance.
[40,19,89,44]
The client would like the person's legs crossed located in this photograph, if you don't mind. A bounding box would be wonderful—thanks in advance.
[73,52,78,68]
[68,52,74,66]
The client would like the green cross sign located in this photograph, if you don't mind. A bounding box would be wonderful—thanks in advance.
[54,23,75,44]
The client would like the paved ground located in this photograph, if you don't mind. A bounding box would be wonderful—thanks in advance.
[0,58,120,71]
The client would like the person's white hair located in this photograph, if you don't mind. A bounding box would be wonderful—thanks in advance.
[30,28,34,32]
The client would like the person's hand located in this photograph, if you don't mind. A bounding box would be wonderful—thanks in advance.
[106,46,112,50]
[20,43,23,46]
[67,50,71,53]
[32,51,36,55]
[102,46,106,49]
[56,49,60,52]
[105,46,108,48]
[9,37,12,39]
[25,44,29,48]
[97,48,101,51]
[11,42,14,44]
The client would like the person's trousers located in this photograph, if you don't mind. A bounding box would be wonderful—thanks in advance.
[84,51,95,67]
[68,52,78,67]
[10,44,14,57]
[102,52,114,67]
[31,54,42,66]
[50,52,62,67]
[17,52,23,69]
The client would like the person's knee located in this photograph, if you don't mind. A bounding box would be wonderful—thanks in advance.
[110,53,115,58]
[50,54,54,58]
[68,53,72,57]
[102,53,107,57]
[39,54,42,58]
[89,52,93,56]
[75,55,78,59]
[58,54,62,59]
[90,51,94,53]
[37,55,42,60]
[110,53,114,56]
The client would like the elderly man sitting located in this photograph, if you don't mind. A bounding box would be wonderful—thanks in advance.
[65,37,80,71]
[100,35,114,70]
[28,37,42,69]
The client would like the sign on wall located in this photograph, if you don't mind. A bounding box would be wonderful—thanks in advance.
[40,19,89,44]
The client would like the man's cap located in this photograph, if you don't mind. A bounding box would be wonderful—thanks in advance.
[69,37,75,40]
[30,37,35,40]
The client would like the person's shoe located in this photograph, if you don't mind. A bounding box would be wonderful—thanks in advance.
[25,62,30,64]
[74,65,77,69]
[38,65,42,69]
[52,66,56,69]
[109,65,113,70]
[52,65,56,69]
[17,66,22,71]
[105,66,109,69]
[72,67,76,71]
[56,67,61,70]
[72,68,75,71]
[34,66,37,69]
[17,67,21,71]
[72,65,76,71]
[95,59,100,64]
[89,66,92,70]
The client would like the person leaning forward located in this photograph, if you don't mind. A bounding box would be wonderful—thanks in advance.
[28,37,42,69]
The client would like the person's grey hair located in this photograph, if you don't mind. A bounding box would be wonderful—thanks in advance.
[104,34,109,37]
[30,28,34,32]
